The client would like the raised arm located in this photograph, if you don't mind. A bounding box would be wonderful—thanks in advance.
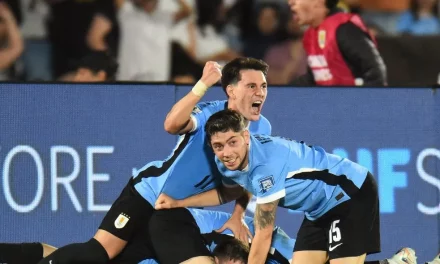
[164,61,222,135]
[0,3,23,70]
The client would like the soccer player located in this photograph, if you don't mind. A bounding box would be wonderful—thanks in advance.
[146,208,294,264]
[155,109,380,264]
[145,57,271,264]
[287,0,387,86]
[36,58,271,264]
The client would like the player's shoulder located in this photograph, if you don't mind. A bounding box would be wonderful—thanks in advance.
[255,135,301,161]
[250,115,272,135]
[259,114,272,131]
[250,135,283,163]
[252,134,294,148]
[194,100,226,113]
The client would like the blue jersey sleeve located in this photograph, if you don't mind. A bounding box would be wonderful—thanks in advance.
[251,163,286,205]
[190,101,225,132]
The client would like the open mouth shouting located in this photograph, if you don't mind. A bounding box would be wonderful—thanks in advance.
[251,100,263,115]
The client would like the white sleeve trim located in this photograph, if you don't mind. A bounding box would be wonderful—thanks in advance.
[256,189,286,204]
[189,115,198,133]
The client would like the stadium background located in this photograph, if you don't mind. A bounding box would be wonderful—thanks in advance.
[0,83,439,261]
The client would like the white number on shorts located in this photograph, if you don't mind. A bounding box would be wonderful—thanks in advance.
[329,219,341,243]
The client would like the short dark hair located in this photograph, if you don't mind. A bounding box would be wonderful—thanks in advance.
[74,51,119,81]
[205,109,247,143]
[212,238,249,263]
[221,57,269,95]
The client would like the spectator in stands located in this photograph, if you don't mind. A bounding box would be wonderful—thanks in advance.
[242,3,283,60]
[117,0,192,81]
[19,0,52,81]
[0,2,24,81]
[264,14,307,85]
[58,51,118,82]
[358,0,410,35]
[396,0,440,35]
[46,0,119,79]
[172,0,240,66]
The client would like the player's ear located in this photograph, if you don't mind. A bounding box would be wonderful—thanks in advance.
[243,130,250,145]
[226,85,235,99]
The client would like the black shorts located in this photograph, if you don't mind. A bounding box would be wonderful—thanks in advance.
[293,173,380,260]
[148,208,213,264]
[99,179,156,263]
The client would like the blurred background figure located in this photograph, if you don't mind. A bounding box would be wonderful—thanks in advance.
[0,1,24,81]
[242,2,283,60]
[117,0,192,82]
[19,0,51,81]
[46,0,119,79]
[58,50,118,82]
[264,14,307,85]
[396,0,440,35]
[172,0,240,65]
[358,0,410,35]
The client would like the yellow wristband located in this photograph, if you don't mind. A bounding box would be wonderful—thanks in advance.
[191,81,209,97]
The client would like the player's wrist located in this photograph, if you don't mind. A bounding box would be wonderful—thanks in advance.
[174,199,185,208]
[191,80,209,97]
[231,208,246,220]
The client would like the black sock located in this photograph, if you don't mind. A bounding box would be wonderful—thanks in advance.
[37,239,109,264]
[0,242,44,264]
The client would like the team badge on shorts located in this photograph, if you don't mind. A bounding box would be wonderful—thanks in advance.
[318,30,326,49]
[259,176,275,193]
[114,213,130,229]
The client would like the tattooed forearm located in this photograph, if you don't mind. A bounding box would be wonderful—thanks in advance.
[255,200,279,229]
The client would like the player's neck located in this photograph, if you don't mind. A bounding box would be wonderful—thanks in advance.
[227,103,250,128]
[310,9,328,27]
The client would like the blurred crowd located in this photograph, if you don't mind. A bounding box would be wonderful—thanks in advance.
[0,0,439,84]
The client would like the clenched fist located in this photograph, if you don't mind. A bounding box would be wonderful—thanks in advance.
[200,61,222,88]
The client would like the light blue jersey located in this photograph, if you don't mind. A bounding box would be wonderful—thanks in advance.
[218,135,369,220]
[138,208,294,264]
[133,100,272,206]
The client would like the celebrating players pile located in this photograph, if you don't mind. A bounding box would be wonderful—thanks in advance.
[3,57,432,264]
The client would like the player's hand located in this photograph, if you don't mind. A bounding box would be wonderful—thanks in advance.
[155,193,179,210]
[215,214,253,245]
[200,61,222,88]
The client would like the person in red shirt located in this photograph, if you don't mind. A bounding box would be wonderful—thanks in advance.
[288,0,387,86]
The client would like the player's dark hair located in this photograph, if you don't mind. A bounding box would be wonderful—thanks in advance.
[205,109,247,143]
[212,238,249,263]
[221,57,269,97]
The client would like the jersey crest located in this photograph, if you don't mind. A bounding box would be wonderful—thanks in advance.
[259,176,275,193]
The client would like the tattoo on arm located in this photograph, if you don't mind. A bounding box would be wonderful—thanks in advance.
[255,200,279,229]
